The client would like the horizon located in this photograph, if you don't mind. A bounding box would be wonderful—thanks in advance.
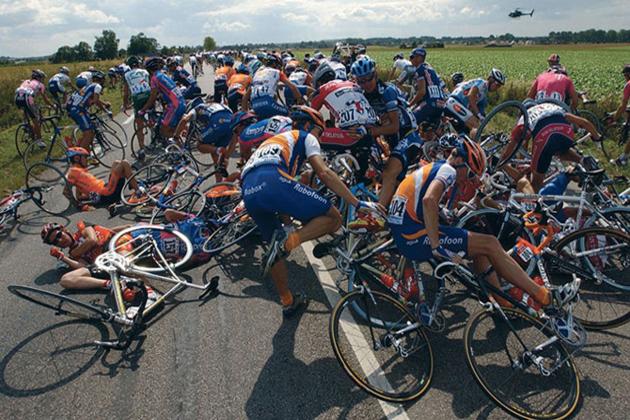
[1,0,629,57]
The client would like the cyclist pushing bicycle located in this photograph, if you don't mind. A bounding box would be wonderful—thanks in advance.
[387,135,580,338]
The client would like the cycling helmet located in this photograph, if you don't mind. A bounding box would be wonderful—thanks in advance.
[230,111,257,131]
[307,59,320,73]
[174,55,183,66]
[356,44,367,55]
[313,51,325,60]
[31,69,46,80]
[126,56,141,67]
[144,57,164,71]
[290,105,325,131]
[284,62,296,75]
[489,68,506,85]
[249,59,263,75]
[243,54,254,64]
[437,133,459,152]
[312,62,336,88]
[59,66,70,75]
[66,147,90,160]
[393,53,404,61]
[166,57,177,67]
[455,136,486,178]
[409,47,426,58]
[451,72,464,85]
[547,53,560,64]
[92,70,105,80]
[236,63,250,74]
[41,223,65,245]
[350,56,376,78]
[266,54,281,67]
[549,65,567,75]
[76,76,88,88]
[224,55,235,66]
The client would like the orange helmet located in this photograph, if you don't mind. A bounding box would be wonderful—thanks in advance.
[290,105,325,131]
[455,136,486,178]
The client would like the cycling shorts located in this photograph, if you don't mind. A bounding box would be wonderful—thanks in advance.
[413,103,444,127]
[444,97,473,124]
[531,118,574,174]
[242,166,331,241]
[97,175,125,205]
[48,81,63,95]
[132,92,151,113]
[201,124,232,147]
[390,215,468,262]
[390,131,423,181]
[182,85,201,101]
[162,100,186,129]
[69,108,94,131]
[15,95,38,120]
[251,96,288,119]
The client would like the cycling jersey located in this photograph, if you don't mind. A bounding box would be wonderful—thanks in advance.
[66,166,123,198]
[241,130,321,179]
[215,66,235,83]
[124,68,151,111]
[531,72,576,103]
[15,79,45,99]
[116,64,130,75]
[393,58,412,73]
[388,162,467,262]
[172,66,197,87]
[66,82,102,111]
[311,80,378,128]
[167,216,212,260]
[413,63,447,106]
[77,71,93,84]
[450,78,489,114]
[517,103,566,132]
[227,74,252,96]
[73,223,114,264]
[191,103,233,147]
[623,80,630,102]
[189,56,197,66]
[364,80,417,142]
[48,73,70,93]
[327,60,348,81]
[239,116,292,153]
[151,70,184,128]
[289,70,309,86]
[390,131,424,181]
[250,67,292,118]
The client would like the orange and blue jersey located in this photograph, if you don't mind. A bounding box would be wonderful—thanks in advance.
[150,70,183,106]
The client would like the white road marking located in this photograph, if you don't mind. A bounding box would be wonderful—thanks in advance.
[301,241,411,420]
[122,114,135,125]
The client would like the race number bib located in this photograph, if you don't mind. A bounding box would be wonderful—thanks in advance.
[388,195,408,225]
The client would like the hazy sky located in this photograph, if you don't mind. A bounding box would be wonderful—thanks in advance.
[1,0,628,56]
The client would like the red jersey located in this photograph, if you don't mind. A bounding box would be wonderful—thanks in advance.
[623,80,630,102]
[531,72,576,103]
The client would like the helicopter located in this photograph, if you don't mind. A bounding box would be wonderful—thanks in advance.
[509,8,534,18]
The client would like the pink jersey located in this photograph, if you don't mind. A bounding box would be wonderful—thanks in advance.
[623,80,630,102]
[531,72,575,103]
[16,79,45,97]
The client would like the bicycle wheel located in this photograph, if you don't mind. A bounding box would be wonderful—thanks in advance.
[26,163,72,215]
[15,123,32,158]
[8,285,109,321]
[101,118,128,147]
[92,130,125,169]
[23,135,68,174]
[149,190,207,224]
[109,225,193,273]
[464,307,580,419]
[457,208,537,275]
[575,109,608,160]
[585,206,630,233]
[329,289,433,402]
[202,182,242,219]
[547,227,630,330]
[475,100,529,173]
[121,163,171,206]
[130,125,150,159]
[201,203,257,253]
[184,128,215,167]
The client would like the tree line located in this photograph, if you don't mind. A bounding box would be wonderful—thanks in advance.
[50,30,217,63]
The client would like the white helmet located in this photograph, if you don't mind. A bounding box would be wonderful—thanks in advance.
[490,68,506,85]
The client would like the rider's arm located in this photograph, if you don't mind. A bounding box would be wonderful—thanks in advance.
[93,91,110,112]
[68,227,98,260]
[409,78,426,108]
[568,80,579,111]
[123,82,131,109]
[282,77,303,106]
[467,86,480,115]
[241,87,251,111]
[422,179,446,249]
[173,110,194,139]
[526,80,537,100]
[308,154,359,208]
[370,110,399,137]
[565,113,601,140]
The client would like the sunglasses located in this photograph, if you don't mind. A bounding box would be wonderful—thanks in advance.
[356,74,375,84]
[44,229,65,245]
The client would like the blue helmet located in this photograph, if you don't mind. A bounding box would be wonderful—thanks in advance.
[249,59,263,75]
[76,76,88,88]
[236,63,249,74]
[224,55,235,66]
[350,56,376,78]
[230,111,257,131]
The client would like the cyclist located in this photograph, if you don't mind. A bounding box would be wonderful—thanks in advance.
[167,57,202,100]
[527,65,579,110]
[505,102,602,191]
[387,137,580,327]
[173,102,235,179]
[107,66,117,88]
[388,53,412,81]
[283,69,314,108]
[241,106,384,317]
[227,64,252,112]
[14,69,54,148]
[139,57,185,139]
[48,66,74,111]
[444,68,506,135]
[64,147,140,210]
[612,64,630,166]
[77,67,94,86]
[450,72,464,88]
[122,56,152,160]
[407,48,447,127]
[214,55,236,103]
[241,54,303,119]
[189,54,198,77]
[66,71,111,150]
[547,53,561,68]
[234,112,292,160]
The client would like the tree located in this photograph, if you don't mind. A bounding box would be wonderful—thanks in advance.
[203,36,217,51]
[51,45,75,63]
[128,32,159,56]
[94,30,119,60]
[118,48,127,57]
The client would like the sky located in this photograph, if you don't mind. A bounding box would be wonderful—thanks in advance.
[0,0,629,57]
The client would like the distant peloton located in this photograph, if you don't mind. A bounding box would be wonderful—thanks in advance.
[509,8,534,18]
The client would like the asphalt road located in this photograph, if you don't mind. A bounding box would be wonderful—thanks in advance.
[0,65,628,420]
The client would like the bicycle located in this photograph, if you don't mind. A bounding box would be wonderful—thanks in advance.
[15,112,58,159]
[8,226,218,350]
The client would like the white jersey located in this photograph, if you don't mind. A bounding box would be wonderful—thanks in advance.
[311,80,378,128]
[393,58,412,72]
[49,73,71,91]
[251,67,281,99]
[78,71,93,83]
[328,61,347,81]
[289,70,308,86]
[189,55,197,65]
[518,103,566,130]
[124,68,151,96]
